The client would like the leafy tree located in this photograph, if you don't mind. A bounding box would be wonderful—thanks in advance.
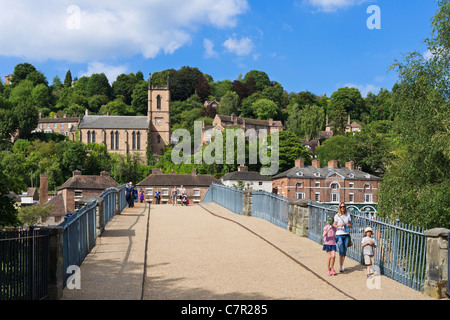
[113,73,138,105]
[316,135,355,167]
[99,98,129,116]
[252,98,278,120]
[217,91,239,116]
[18,204,53,227]
[131,80,148,115]
[195,76,211,102]
[86,73,112,99]
[0,170,20,228]
[377,0,450,229]
[331,87,366,121]
[10,63,38,87]
[243,70,271,91]
[275,130,311,174]
[331,105,347,136]
[300,104,325,139]
[211,80,233,99]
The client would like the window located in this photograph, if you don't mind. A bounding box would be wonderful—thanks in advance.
[364,194,373,203]
[365,184,371,189]
[193,189,201,197]
[157,135,161,144]
[54,123,57,129]
[349,193,354,203]
[110,131,115,150]
[92,131,96,143]
[258,182,263,186]
[132,131,136,150]
[331,193,339,203]
[315,193,320,202]
[115,131,119,150]
[349,173,355,178]
[296,192,305,200]
[315,181,320,187]
[297,182,303,188]
[137,132,141,150]
[61,123,64,129]
[331,183,338,190]
[162,188,169,196]
[87,131,91,144]
[314,172,320,177]
[75,190,83,198]
[146,188,153,196]
[157,95,161,110]
[349,182,354,188]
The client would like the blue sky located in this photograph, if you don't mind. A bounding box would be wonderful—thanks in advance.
[0,0,438,97]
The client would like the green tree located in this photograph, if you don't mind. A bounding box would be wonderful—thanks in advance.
[113,73,138,105]
[131,80,149,115]
[64,70,73,88]
[252,98,278,120]
[243,70,271,91]
[86,73,112,99]
[18,204,53,227]
[316,135,355,167]
[378,0,450,229]
[331,105,347,136]
[331,87,366,121]
[217,91,239,116]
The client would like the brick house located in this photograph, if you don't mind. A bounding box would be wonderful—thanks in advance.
[34,113,81,137]
[136,168,220,204]
[272,159,380,204]
[56,170,119,214]
[221,165,272,192]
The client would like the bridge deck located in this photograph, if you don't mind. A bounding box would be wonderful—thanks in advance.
[62,202,430,300]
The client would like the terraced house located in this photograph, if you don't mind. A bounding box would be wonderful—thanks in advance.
[272,159,380,205]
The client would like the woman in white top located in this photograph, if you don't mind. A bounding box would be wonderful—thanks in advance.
[333,202,352,272]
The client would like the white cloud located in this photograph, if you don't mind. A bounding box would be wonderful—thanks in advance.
[0,0,248,62]
[223,36,254,56]
[203,38,218,58]
[79,62,129,84]
[301,0,370,12]
[344,83,381,97]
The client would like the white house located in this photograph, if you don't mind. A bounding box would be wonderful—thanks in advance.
[221,166,272,192]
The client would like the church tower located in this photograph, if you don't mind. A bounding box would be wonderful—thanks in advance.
[148,74,171,156]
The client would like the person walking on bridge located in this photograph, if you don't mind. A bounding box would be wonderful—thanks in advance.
[323,216,337,276]
[334,202,352,273]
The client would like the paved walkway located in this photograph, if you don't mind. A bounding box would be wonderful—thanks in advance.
[62,202,431,300]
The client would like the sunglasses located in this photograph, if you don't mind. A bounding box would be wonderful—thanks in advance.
[340,206,346,208]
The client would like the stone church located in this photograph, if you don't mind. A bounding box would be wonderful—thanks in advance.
[72,75,171,162]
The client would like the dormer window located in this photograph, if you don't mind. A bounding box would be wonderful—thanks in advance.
[296,171,303,177]
[314,172,320,177]
[349,173,355,178]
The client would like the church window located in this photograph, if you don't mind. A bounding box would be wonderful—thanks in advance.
[132,131,136,150]
[92,131,96,143]
[115,131,119,150]
[137,132,141,150]
[157,95,161,110]
[110,131,114,150]
[157,135,161,144]
[87,131,91,144]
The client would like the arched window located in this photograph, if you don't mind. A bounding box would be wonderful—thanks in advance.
[115,131,119,150]
[137,132,141,150]
[92,131,96,143]
[110,131,115,150]
[331,182,339,190]
[157,95,161,110]
[157,135,161,144]
[132,131,136,150]
[87,131,91,144]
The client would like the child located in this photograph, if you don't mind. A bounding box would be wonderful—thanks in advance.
[322,216,337,276]
[361,227,377,278]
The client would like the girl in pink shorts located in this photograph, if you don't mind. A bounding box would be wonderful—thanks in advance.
[322,216,337,276]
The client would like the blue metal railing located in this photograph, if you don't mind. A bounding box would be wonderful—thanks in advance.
[308,202,427,292]
[252,191,289,230]
[203,183,243,215]
[58,185,127,287]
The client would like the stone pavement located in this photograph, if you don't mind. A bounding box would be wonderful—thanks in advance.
[61,201,431,300]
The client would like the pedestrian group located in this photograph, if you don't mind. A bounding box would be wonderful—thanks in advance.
[323,202,377,278]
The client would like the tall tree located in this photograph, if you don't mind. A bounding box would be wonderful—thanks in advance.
[64,70,73,88]
[378,0,450,229]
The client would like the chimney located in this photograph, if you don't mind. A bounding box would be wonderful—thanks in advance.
[295,159,305,168]
[326,115,329,125]
[328,160,338,169]
[238,165,248,172]
[39,174,48,205]
[192,168,197,176]
[53,113,58,119]
[73,170,82,177]
[152,168,162,175]
[39,112,42,120]
[85,109,89,116]
[269,118,273,127]
[345,161,355,170]
[63,113,67,118]
[100,171,110,176]
[312,159,321,168]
